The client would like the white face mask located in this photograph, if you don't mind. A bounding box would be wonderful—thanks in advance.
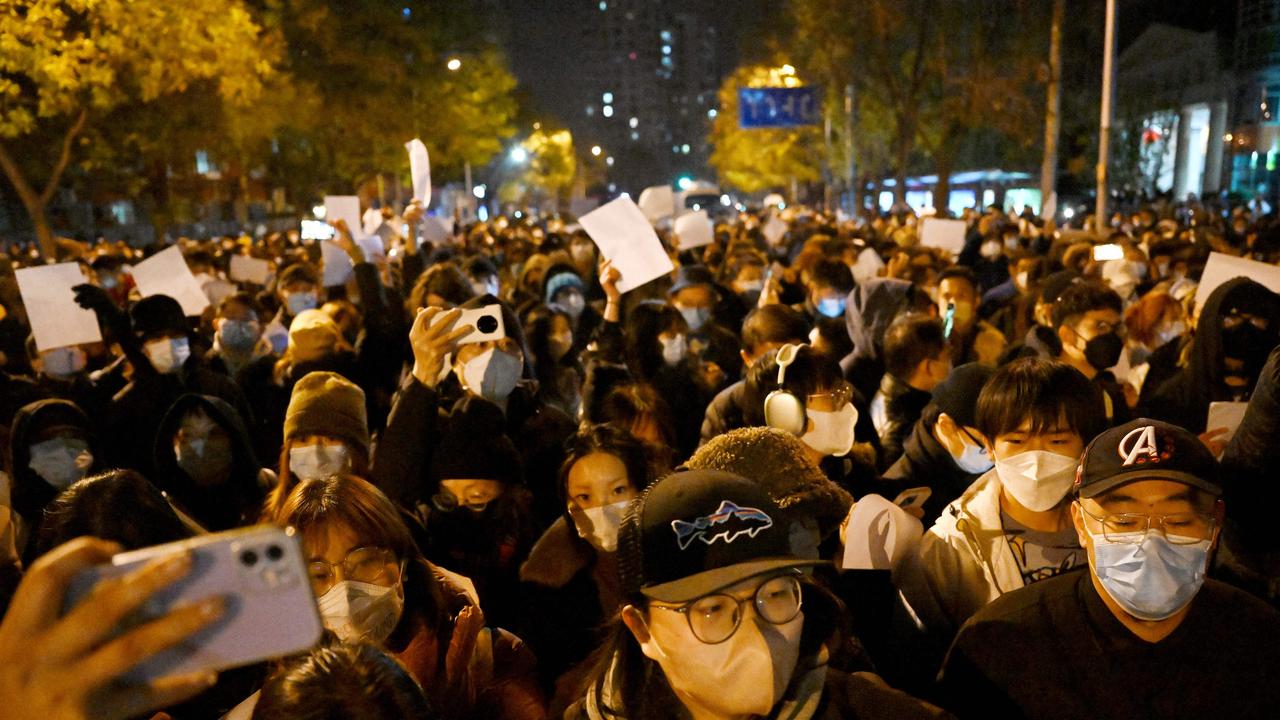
[289,443,351,482]
[801,402,858,457]
[144,337,191,374]
[641,604,803,718]
[994,449,1078,512]
[458,347,522,401]
[317,579,404,644]
[1014,271,1030,292]
[980,240,1003,260]
[28,437,94,489]
[569,499,630,552]
[660,334,687,366]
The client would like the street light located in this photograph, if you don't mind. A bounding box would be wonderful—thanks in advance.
[446,57,462,71]
[591,145,602,157]
[510,147,528,163]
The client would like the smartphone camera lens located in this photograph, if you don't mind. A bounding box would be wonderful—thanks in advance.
[240,550,259,567]
[476,315,499,334]
[266,545,283,561]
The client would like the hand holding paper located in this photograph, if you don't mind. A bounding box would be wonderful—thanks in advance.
[16,263,103,352]
[129,245,210,317]
[578,197,675,294]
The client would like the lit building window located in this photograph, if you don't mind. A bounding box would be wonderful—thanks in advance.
[603,105,614,118]
[662,45,671,55]
[630,131,640,141]
[707,108,717,119]
[629,117,639,128]
[603,91,613,103]
[586,105,595,116]
[681,144,691,154]
[599,1,607,10]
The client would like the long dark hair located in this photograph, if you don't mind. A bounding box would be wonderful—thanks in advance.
[557,424,653,536]
[623,301,687,382]
[578,577,848,720]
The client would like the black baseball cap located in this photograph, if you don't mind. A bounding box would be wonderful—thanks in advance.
[1074,418,1221,499]
[617,469,828,603]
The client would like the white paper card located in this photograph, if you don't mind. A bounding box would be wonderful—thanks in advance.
[323,196,361,237]
[840,494,923,573]
[130,245,210,317]
[1207,401,1249,445]
[229,255,271,285]
[674,210,714,250]
[321,241,354,287]
[1195,252,1280,312]
[579,196,675,294]
[851,247,885,285]
[15,263,102,351]
[361,207,384,238]
[356,233,385,261]
[762,214,787,245]
[420,215,449,244]
[920,218,967,256]
[637,185,675,223]
[405,139,431,206]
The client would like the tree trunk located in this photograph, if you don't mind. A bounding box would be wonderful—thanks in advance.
[935,149,954,217]
[1040,0,1064,219]
[0,109,89,258]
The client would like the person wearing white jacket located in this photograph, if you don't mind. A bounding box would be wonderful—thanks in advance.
[899,358,1107,639]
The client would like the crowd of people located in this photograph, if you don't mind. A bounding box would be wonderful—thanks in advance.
[1,194,1280,719]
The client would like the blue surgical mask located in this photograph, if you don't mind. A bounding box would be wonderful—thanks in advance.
[678,306,711,332]
[219,320,259,354]
[953,436,994,474]
[817,297,847,318]
[1086,527,1211,621]
[285,291,318,316]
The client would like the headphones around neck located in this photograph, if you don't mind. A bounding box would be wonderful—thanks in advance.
[763,343,807,435]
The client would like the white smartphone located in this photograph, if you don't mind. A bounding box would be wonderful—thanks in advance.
[300,220,335,241]
[892,486,933,510]
[431,304,506,346]
[63,525,323,683]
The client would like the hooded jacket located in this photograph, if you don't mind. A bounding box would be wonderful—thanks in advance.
[882,415,984,528]
[841,278,917,401]
[1144,278,1280,432]
[7,399,100,559]
[152,394,269,531]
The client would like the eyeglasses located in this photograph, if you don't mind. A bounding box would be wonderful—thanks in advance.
[807,381,853,412]
[1075,319,1125,338]
[1078,505,1215,545]
[307,546,400,594]
[651,574,804,644]
[1221,312,1269,331]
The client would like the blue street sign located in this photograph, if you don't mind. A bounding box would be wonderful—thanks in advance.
[737,86,822,128]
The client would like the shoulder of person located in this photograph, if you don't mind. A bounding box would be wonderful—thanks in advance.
[823,669,955,719]
[963,569,1082,631]
[1198,578,1280,633]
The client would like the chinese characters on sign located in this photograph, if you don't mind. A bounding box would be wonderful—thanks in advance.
[737,86,822,128]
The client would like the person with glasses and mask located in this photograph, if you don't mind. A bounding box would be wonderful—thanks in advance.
[566,469,945,720]
[273,474,546,720]
[936,418,1280,719]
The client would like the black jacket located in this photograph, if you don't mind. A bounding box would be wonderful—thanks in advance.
[700,379,748,446]
[882,415,983,528]
[872,374,931,470]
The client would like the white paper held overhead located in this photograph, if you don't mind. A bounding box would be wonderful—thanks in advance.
[15,263,102,351]
[919,218,967,256]
[320,241,354,287]
[578,196,675,294]
[229,255,271,285]
[129,245,210,317]
[636,185,675,223]
[762,214,787,246]
[405,139,431,206]
[674,210,714,250]
[1206,401,1249,448]
[323,196,362,237]
[1194,252,1280,312]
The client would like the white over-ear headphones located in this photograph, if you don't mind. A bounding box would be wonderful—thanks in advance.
[763,343,807,435]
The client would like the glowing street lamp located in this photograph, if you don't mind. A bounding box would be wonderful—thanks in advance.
[446,57,462,71]
[591,145,602,157]
[510,147,529,163]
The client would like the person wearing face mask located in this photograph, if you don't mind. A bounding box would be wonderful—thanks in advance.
[899,358,1105,640]
[743,344,881,498]
[980,251,1046,344]
[668,265,743,382]
[883,363,996,528]
[262,263,321,355]
[566,469,946,720]
[525,305,583,418]
[6,399,100,562]
[273,474,546,720]
[89,293,251,477]
[263,370,370,518]
[544,267,603,359]
[937,419,1280,720]
[936,267,1007,367]
[421,397,537,632]
[152,394,270,531]
[871,315,951,470]
[208,292,272,379]
[517,425,650,696]
[1050,281,1131,429]
[1144,278,1280,436]
[373,296,575,533]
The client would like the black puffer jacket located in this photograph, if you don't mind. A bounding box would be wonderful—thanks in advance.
[882,413,985,528]
[872,374,932,470]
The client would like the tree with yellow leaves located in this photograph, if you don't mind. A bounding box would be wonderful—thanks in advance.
[708,63,824,195]
[501,127,576,212]
[0,0,275,256]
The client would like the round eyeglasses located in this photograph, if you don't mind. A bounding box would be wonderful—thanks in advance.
[1078,505,1215,545]
[307,546,400,594]
[651,574,804,644]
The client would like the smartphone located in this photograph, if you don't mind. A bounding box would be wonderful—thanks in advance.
[300,220,335,241]
[63,525,322,683]
[892,486,932,510]
[1092,243,1124,261]
[430,304,506,346]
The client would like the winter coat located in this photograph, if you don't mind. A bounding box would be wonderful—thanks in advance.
[869,374,931,470]
[882,416,985,528]
[841,278,916,401]
[700,379,748,446]
[151,394,270,531]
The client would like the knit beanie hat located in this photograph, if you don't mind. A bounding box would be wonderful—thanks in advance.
[685,426,854,543]
[429,396,522,486]
[284,371,369,455]
[288,309,342,363]
[544,269,584,305]
[131,295,189,339]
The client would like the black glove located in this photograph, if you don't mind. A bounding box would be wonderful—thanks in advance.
[72,283,115,315]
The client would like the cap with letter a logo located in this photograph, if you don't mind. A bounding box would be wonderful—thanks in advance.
[1074,418,1221,499]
